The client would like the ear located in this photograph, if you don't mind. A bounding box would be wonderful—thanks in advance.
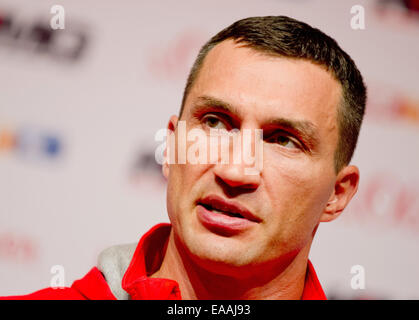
[320,165,360,223]
[162,115,178,179]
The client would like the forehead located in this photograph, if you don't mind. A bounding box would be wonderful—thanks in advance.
[185,39,341,146]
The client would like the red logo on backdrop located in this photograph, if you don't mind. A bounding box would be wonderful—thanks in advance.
[343,173,419,234]
[147,30,207,80]
[366,84,419,126]
[375,0,419,26]
[0,233,38,263]
[403,0,419,11]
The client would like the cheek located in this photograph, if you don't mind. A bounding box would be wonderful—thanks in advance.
[262,152,334,234]
[264,151,320,195]
[166,162,209,220]
[264,146,334,196]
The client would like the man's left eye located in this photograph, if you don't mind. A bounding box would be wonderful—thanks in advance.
[266,132,299,149]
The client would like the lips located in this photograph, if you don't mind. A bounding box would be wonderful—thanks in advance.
[200,195,260,221]
[196,194,261,235]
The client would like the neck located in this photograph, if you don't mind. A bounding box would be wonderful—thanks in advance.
[151,231,312,300]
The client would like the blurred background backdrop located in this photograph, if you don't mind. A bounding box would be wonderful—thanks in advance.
[0,0,418,299]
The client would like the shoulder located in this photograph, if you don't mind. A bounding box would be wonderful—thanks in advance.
[97,242,137,300]
[1,267,116,300]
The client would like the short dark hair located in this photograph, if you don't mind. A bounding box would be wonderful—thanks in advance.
[179,16,367,173]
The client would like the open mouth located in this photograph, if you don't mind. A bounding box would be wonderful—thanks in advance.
[196,194,260,235]
[199,202,245,219]
[197,194,261,223]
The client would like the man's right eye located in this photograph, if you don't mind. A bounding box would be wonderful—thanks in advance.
[203,115,227,130]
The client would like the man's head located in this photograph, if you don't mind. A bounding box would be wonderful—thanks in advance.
[162,16,366,278]
[179,16,366,174]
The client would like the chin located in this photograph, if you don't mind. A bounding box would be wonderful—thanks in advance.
[183,230,259,273]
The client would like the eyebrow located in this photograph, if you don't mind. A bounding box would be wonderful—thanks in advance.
[190,95,243,118]
[190,95,320,152]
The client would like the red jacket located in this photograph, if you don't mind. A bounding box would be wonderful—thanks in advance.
[2,223,326,300]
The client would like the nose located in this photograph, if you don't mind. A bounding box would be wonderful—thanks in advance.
[213,131,263,189]
[213,163,261,190]
[210,126,263,190]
